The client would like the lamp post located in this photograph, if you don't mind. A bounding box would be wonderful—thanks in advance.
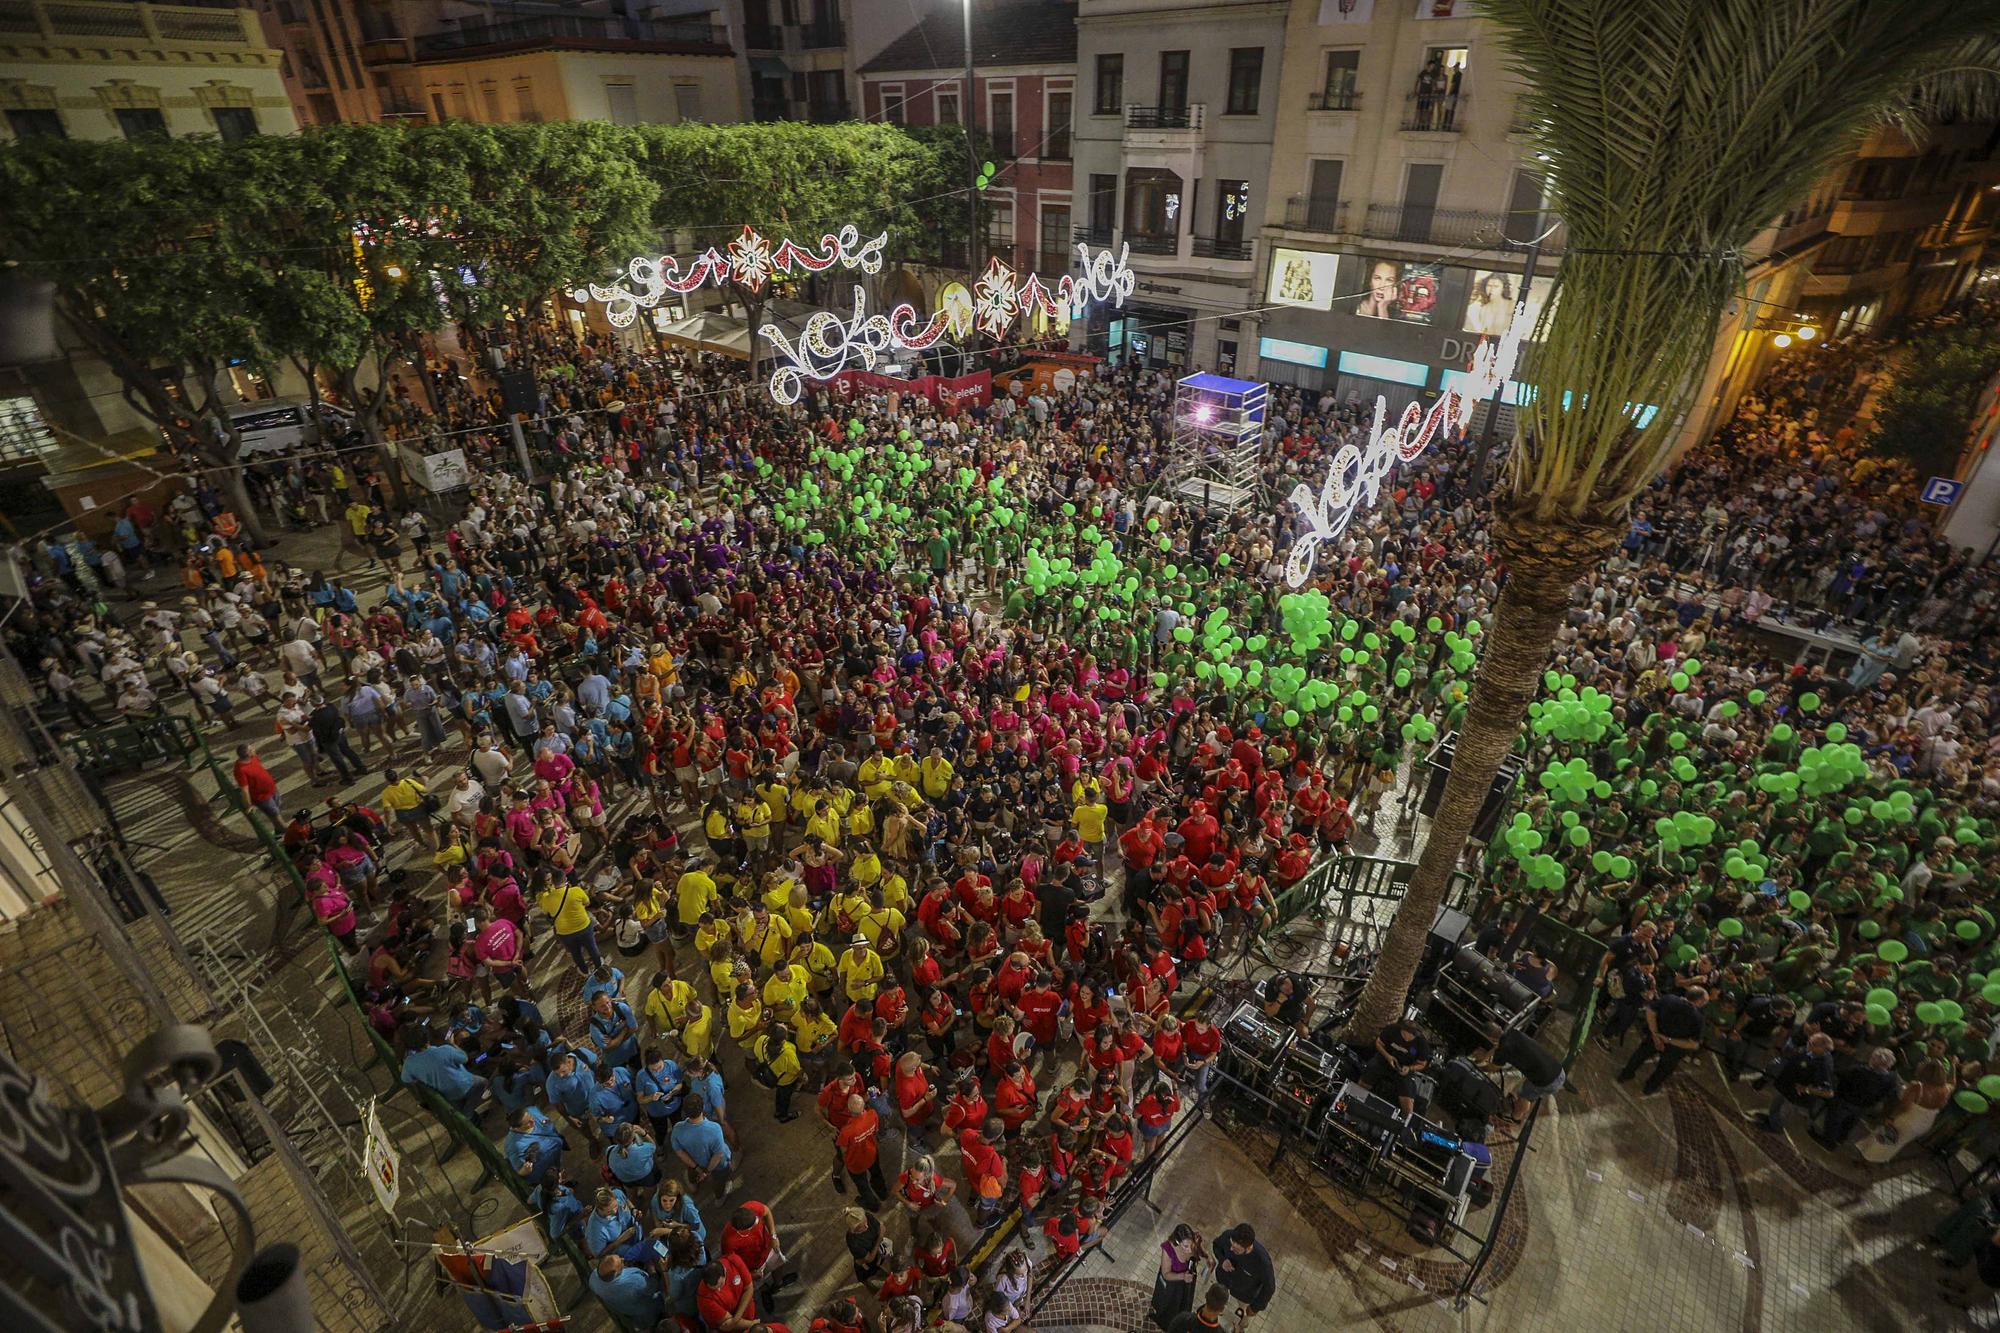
[962,0,981,372]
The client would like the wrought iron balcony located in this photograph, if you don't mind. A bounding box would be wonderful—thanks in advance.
[1283,196,1348,234]
[1399,91,1466,133]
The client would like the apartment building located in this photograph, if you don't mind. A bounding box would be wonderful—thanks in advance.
[1072,0,1287,374]
[858,0,1075,277]
[0,0,298,142]
[741,0,852,123]
[255,0,739,126]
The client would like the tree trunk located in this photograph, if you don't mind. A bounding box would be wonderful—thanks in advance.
[1343,513,1618,1041]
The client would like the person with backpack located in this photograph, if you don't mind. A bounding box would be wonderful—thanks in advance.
[753,1021,803,1123]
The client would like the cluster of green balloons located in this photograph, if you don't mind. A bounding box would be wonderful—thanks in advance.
[1529,684,1616,742]
[1796,741,1870,795]
[1538,756,1610,805]
[1722,838,1770,882]
[1651,810,1718,854]
[1845,788,1919,826]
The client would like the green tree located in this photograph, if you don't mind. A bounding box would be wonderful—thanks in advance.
[1870,324,2000,476]
[1344,0,2000,1040]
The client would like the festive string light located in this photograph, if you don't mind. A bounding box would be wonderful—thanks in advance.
[571,224,890,327]
[1285,300,1532,587]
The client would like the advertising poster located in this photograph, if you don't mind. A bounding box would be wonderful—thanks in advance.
[1268,247,1341,311]
[1349,258,1440,323]
[1462,270,1553,336]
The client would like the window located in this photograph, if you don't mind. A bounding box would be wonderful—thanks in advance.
[1503,168,1551,244]
[1159,51,1189,112]
[1089,174,1117,234]
[935,89,959,125]
[210,106,257,141]
[1094,54,1123,116]
[1215,179,1249,244]
[605,82,639,125]
[1410,46,1467,129]
[675,85,704,123]
[1040,205,1071,268]
[6,108,65,139]
[879,83,905,124]
[1399,162,1443,241]
[989,88,1014,157]
[115,107,167,140]
[987,200,1014,263]
[1226,48,1263,115]
[430,91,447,120]
[1124,168,1183,245]
[481,84,503,121]
[515,79,538,120]
[1046,90,1072,160]
[0,398,56,465]
[1322,50,1359,110]
[1305,159,1343,231]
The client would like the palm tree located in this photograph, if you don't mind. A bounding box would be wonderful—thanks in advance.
[1344,0,2000,1041]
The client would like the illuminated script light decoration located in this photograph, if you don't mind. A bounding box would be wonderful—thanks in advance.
[1284,298,1532,587]
[571,224,889,327]
[757,242,1136,405]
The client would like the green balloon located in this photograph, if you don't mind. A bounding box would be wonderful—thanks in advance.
[982,159,996,175]
[1857,920,1881,939]
[1670,672,1690,691]
[1865,988,1899,1010]
[1955,1090,1990,1116]
[1282,709,1300,726]
[1788,890,1811,910]
[1916,1001,1943,1024]
[1798,692,1820,712]
[1718,917,1744,937]
[1981,1076,2000,1100]
[1865,1004,1891,1026]
[1568,826,1589,847]
[1958,919,1983,941]
[1878,939,1909,963]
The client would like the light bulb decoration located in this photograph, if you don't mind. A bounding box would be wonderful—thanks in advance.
[573,224,889,327]
[1285,299,1531,587]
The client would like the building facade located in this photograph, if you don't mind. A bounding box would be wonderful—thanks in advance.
[255,0,740,126]
[740,0,852,123]
[858,0,1076,279]
[1072,0,1287,375]
[0,0,298,142]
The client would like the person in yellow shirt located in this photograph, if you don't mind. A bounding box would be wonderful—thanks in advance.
[879,868,912,915]
[1074,794,1110,870]
[740,904,794,969]
[820,886,871,940]
[804,800,842,848]
[705,939,741,1000]
[837,936,884,1002]
[847,799,875,841]
[795,933,838,996]
[648,643,678,691]
[920,750,955,801]
[536,876,603,973]
[761,962,807,1022]
[678,999,717,1060]
[889,750,921,792]
[857,753,893,800]
[790,781,820,825]
[793,996,837,1080]
[752,1022,804,1121]
[736,792,773,868]
[675,860,719,929]
[849,840,883,891]
[644,971,696,1040]
[758,775,792,836]
[858,899,907,961]
[725,982,767,1044]
[760,870,798,914]
[380,770,437,852]
[629,880,672,972]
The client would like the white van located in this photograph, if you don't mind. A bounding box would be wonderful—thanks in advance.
[225,398,353,456]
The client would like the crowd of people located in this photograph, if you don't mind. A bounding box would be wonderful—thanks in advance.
[10,293,2000,1324]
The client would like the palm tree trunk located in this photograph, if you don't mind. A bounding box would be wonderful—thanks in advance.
[1343,516,1616,1041]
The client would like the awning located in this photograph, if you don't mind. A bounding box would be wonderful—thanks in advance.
[750,55,789,79]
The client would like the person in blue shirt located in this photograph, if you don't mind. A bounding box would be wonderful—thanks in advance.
[657,1227,705,1325]
[591,1064,638,1137]
[580,964,626,1010]
[635,1050,684,1134]
[544,1047,598,1126]
[668,1098,731,1194]
[582,1186,640,1259]
[649,1178,705,1251]
[400,1029,486,1115]
[588,1254,663,1327]
[447,1002,486,1044]
[588,992,640,1068]
[682,1055,726,1128]
[504,1106,567,1186]
[492,1055,549,1116]
[530,1168,583,1240]
[606,1121,660,1189]
[577,670,611,712]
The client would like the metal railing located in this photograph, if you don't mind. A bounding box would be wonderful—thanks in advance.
[1073,224,1113,247]
[1309,88,1360,111]
[1359,202,1501,246]
[1283,195,1348,234]
[1126,103,1204,130]
[414,14,727,55]
[1192,235,1252,259]
[1400,91,1466,132]
[1126,232,1179,255]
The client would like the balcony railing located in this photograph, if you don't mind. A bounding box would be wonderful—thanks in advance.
[1038,250,1075,275]
[1074,224,1114,248]
[1283,195,1349,234]
[1308,89,1360,112]
[1399,91,1466,133]
[378,93,428,120]
[414,15,728,57]
[1126,104,1204,131]
[743,23,780,48]
[1193,236,1253,260]
[1127,233,1180,255]
[806,101,851,123]
[1044,130,1071,160]
[800,20,844,47]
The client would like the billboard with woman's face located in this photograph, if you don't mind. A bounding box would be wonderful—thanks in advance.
[1463,270,1553,335]
[1351,258,1441,324]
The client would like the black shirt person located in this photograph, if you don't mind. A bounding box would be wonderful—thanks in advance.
[1214,1224,1275,1323]
[1615,986,1708,1095]
[1360,1020,1432,1113]
[1167,1284,1232,1333]
[1475,1026,1564,1121]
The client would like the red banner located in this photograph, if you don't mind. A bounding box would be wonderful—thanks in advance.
[826,370,992,412]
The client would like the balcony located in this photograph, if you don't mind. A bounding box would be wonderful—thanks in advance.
[1308,89,1360,112]
[414,15,730,59]
[1283,195,1349,234]
[10,0,260,47]
[1359,203,1559,250]
[1192,236,1253,260]
[1074,224,1114,248]
[359,35,412,64]
[1126,233,1180,256]
[1126,104,1203,130]
[806,101,851,123]
[1399,92,1466,133]
[377,92,428,120]
[1037,250,1075,275]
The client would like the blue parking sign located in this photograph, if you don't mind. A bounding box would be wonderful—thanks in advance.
[1920,476,1964,506]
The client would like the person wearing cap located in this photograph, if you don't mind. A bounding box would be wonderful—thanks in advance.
[838,935,884,1004]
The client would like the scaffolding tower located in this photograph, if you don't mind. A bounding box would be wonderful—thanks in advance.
[1167,371,1267,514]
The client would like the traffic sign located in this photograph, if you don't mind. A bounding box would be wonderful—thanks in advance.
[1920,476,1964,506]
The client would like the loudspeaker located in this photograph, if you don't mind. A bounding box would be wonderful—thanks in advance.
[498,368,539,416]
[1419,733,1525,844]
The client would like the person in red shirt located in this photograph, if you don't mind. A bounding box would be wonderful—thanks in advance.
[985,1016,1021,1075]
[808,1297,867,1333]
[1017,977,1064,1050]
[1135,1077,1181,1158]
[957,1116,1008,1226]
[1177,802,1220,865]
[1182,1014,1223,1099]
[873,984,910,1045]
[1044,1206,1083,1259]
[994,951,1036,1005]
[834,1093,888,1209]
[837,1000,875,1054]
[721,1200,787,1285]
[232,743,280,820]
[696,1252,758,1332]
[992,1059,1039,1133]
[940,1073,988,1140]
[891,1051,937,1139]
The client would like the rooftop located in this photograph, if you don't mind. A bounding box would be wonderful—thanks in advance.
[859,0,1077,75]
